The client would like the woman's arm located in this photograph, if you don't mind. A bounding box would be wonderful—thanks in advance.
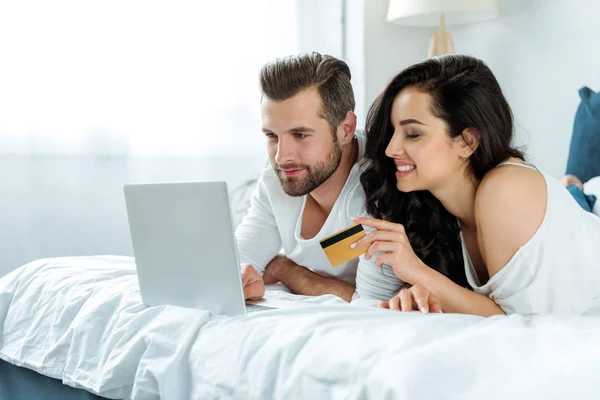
[353,216,505,316]
[421,164,545,316]
[355,218,504,316]
[414,266,505,316]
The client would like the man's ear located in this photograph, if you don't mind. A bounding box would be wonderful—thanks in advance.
[339,111,357,145]
[455,128,480,158]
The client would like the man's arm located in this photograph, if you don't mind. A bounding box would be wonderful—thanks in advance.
[235,172,283,275]
[264,255,355,302]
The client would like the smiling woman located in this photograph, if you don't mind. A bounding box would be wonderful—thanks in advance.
[357,55,600,316]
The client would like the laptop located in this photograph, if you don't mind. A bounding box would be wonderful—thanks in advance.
[123,181,306,316]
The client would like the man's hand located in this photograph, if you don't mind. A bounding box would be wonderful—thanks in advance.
[264,255,355,302]
[240,264,265,301]
[263,261,280,285]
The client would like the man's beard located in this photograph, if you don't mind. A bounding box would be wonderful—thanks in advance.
[272,139,343,197]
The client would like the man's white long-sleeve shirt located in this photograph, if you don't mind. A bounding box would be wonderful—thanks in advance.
[235,133,404,300]
[235,134,367,286]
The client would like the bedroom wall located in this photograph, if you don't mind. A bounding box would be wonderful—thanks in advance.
[343,0,431,126]
[453,0,600,179]
[348,0,600,179]
[3,0,598,277]
[0,156,267,277]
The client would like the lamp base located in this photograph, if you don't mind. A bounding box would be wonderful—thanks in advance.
[428,31,454,58]
[427,13,455,58]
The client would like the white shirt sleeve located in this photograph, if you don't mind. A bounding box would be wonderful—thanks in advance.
[235,172,283,274]
[354,257,406,301]
[343,182,407,301]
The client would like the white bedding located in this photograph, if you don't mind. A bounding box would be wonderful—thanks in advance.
[2,256,600,399]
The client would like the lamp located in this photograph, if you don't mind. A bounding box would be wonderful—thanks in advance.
[387,0,500,58]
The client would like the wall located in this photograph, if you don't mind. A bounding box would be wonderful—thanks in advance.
[348,0,600,178]
[344,0,431,125]
[0,0,345,277]
[454,0,600,178]
[363,0,431,120]
[0,156,266,277]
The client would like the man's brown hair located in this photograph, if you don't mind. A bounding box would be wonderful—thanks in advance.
[259,52,355,133]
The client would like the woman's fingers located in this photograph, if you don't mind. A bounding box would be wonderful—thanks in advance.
[364,241,398,261]
[352,217,405,233]
[383,290,442,314]
[399,289,413,312]
[389,295,401,311]
[429,296,443,313]
[411,285,430,314]
[351,230,403,249]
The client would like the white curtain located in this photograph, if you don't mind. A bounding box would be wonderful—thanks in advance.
[0,0,343,275]
[0,0,306,156]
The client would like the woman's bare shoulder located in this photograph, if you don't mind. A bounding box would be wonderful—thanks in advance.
[473,164,547,277]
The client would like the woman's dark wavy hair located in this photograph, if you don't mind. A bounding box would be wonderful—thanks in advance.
[360,55,525,287]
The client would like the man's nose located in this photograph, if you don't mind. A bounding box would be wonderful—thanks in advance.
[274,137,296,165]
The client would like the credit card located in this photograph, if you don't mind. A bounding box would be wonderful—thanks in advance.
[319,223,369,267]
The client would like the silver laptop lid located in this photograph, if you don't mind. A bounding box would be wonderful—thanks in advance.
[124,181,246,316]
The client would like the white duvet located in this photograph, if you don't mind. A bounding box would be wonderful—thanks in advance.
[2,256,600,400]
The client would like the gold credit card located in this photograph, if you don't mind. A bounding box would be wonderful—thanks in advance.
[319,223,369,267]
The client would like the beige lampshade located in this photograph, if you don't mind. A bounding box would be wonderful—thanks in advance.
[387,0,500,57]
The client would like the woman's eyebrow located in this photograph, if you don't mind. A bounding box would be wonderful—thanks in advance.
[399,119,426,126]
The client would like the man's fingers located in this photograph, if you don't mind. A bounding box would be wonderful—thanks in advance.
[389,295,401,311]
[240,264,253,284]
[243,281,265,301]
[241,264,260,285]
[240,264,265,300]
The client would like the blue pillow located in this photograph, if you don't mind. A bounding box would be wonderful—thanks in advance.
[565,87,600,183]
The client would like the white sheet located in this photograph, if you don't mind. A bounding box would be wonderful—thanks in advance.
[2,256,600,399]
[584,176,600,216]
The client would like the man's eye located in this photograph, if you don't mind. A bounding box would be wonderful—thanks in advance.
[295,133,308,139]
[265,132,277,139]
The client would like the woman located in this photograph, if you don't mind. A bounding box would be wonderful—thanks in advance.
[353,55,600,316]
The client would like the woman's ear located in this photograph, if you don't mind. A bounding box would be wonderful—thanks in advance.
[455,128,480,158]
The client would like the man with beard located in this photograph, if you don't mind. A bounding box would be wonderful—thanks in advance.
[235,52,368,303]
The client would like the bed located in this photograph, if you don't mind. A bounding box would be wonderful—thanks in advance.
[2,256,600,399]
[0,358,108,400]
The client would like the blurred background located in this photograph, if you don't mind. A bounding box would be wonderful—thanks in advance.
[1,0,599,276]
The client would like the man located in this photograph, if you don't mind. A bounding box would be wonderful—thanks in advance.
[235,52,368,303]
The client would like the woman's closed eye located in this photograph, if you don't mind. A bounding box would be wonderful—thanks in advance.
[405,131,422,139]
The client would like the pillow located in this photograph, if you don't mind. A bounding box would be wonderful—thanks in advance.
[230,178,259,228]
[565,86,600,183]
